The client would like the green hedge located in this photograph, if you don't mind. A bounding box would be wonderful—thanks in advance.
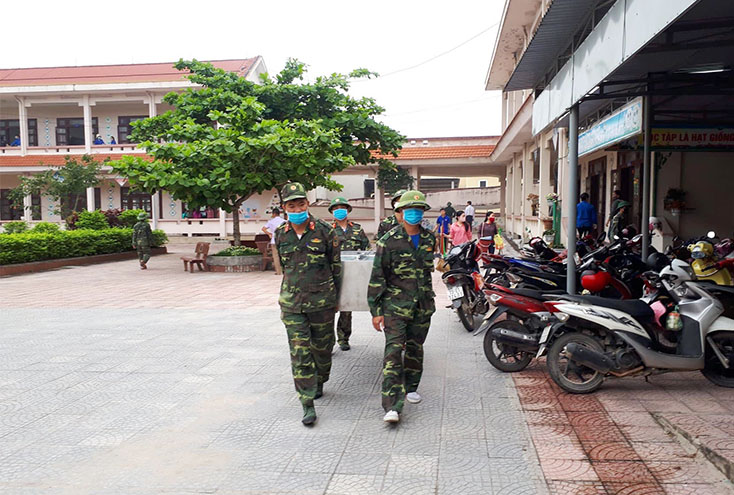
[0,228,168,265]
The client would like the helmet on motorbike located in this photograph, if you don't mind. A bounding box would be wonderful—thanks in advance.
[646,252,669,271]
[581,270,613,293]
[689,241,714,260]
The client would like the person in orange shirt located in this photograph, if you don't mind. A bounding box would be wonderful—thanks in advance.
[449,210,472,246]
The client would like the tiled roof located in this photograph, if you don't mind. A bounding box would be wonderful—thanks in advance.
[0,154,152,167]
[0,58,258,87]
[373,145,496,161]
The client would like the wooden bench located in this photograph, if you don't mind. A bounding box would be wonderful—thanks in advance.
[181,242,210,272]
[255,240,274,271]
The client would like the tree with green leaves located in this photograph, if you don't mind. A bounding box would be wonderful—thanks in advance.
[110,59,403,245]
[377,166,414,195]
[9,155,102,219]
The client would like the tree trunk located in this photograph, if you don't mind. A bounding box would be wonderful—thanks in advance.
[232,207,241,246]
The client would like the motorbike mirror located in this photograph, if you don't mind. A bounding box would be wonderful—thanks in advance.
[613,235,620,240]
[707,230,716,239]
[632,234,642,242]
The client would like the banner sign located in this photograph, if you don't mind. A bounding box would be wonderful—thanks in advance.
[651,127,734,149]
[578,98,642,156]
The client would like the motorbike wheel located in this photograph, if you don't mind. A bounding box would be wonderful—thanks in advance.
[701,333,734,388]
[483,320,533,372]
[457,297,475,332]
[547,333,604,394]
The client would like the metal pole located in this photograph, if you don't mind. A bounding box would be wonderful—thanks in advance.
[641,95,652,260]
[567,104,579,294]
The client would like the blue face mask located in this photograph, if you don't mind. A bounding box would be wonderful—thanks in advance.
[403,208,424,225]
[333,209,348,221]
[287,210,309,225]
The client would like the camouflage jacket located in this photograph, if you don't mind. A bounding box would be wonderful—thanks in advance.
[275,215,342,313]
[376,215,399,240]
[132,221,153,247]
[368,224,436,318]
[333,221,370,251]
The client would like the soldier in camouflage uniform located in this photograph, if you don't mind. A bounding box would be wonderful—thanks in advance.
[368,190,436,423]
[132,212,153,270]
[275,183,342,426]
[376,189,407,240]
[329,197,370,351]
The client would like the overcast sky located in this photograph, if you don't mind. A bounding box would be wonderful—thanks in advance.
[4,0,505,139]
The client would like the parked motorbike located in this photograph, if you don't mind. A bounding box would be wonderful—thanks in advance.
[689,232,734,286]
[543,259,734,394]
[441,240,489,331]
[473,283,564,372]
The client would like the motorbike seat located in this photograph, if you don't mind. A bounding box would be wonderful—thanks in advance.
[558,294,654,320]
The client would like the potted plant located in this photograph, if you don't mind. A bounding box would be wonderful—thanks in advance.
[540,216,554,231]
[664,188,687,217]
[527,193,540,216]
[543,229,555,244]
[207,246,263,272]
[546,192,559,205]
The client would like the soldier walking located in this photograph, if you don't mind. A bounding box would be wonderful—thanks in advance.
[132,212,153,270]
[368,190,436,423]
[376,189,407,239]
[329,197,370,351]
[275,183,342,426]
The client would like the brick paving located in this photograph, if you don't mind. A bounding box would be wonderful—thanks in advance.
[0,245,547,494]
[2,244,734,493]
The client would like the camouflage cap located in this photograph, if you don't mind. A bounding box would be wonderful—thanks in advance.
[391,189,407,205]
[328,196,352,212]
[281,182,308,203]
[137,212,148,220]
[395,190,431,211]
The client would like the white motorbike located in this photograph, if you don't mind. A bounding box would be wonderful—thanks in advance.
[542,259,734,394]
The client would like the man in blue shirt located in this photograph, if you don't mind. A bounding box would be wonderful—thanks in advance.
[576,193,597,238]
[433,208,451,254]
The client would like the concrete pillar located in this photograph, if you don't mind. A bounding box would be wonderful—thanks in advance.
[219,208,227,237]
[86,187,95,212]
[147,92,157,117]
[411,165,421,190]
[23,193,33,221]
[16,97,28,155]
[499,175,507,223]
[539,134,553,219]
[81,95,93,153]
[641,95,652,259]
[151,192,160,230]
[374,180,385,229]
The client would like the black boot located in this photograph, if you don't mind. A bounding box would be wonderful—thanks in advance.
[302,404,317,426]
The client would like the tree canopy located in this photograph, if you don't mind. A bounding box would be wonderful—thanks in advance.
[110,59,403,244]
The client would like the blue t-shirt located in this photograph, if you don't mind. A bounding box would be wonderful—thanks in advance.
[410,234,420,248]
[576,201,597,228]
[436,215,451,234]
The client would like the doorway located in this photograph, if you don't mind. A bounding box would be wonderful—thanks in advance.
[586,157,607,233]
[56,118,98,146]
[616,152,642,232]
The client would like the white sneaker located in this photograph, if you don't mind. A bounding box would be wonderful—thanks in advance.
[383,410,400,423]
[406,392,422,404]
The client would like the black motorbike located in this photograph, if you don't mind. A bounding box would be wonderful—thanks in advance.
[441,240,489,331]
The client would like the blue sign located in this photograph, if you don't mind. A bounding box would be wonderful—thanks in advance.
[578,98,642,156]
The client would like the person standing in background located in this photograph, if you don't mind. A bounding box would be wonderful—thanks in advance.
[262,208,286,275]
[449,210,472,246]
[377,189,407,240]
[444,201,456,221]
[464,201,475,231]
[478,211,498,254]
[576,193,597,238]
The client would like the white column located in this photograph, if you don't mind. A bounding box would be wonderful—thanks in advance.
[539,135,552,218]
[151,192,160,229]
[411,165,421,190]
[507,164,514,235]
[374,180,385,229]
[23,193,33,221]
[86,187,95,212]
[219,208,227,237]
[147,92,157,117]
[81,95,92,153]
[16,97,28,155]
[499,175,507,223]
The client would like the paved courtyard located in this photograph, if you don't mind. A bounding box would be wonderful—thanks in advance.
[0,245,733,494]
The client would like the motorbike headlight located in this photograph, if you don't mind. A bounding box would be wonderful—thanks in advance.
[691,250,706,259]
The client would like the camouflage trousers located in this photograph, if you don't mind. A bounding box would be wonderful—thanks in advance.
[336,311,352,345]
[136,245,151,263]
[282,309,336,406]
[381,310,432,413]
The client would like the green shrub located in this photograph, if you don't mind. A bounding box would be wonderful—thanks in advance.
[212,246,261,257]
[31,222,61,233]
[2,221,28,234]
[75,210,109,230]
[0,228,168,265]
[119,209,147,227]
